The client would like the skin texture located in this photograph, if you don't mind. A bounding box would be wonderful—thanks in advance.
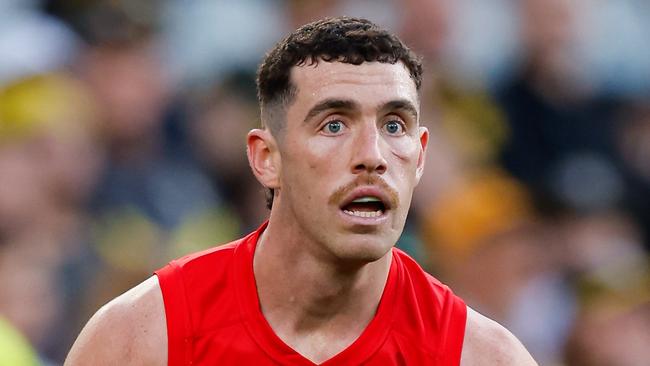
[252,61,427,265]
[64,276,166,365]
[248,61,427,362]
[65,61,537,365]
[461,308,539,365]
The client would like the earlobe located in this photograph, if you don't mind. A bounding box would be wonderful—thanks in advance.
[247,129,281,189]
[415,126,429,183]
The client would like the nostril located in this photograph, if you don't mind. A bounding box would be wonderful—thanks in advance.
[353,163,387,174]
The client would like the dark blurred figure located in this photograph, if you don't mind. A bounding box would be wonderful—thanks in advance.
[566,296,650,365]
[496,0,625,215]
[79,37,216,229]
[187,71,267,231]
[616,102,650,249]
[560,209,649,365]
[44,0,223,347]
[57,0,218,238]
[421,170,577,364]
[0,73,103,363]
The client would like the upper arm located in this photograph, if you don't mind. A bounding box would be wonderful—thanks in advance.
[65,276,168,366]
[460,307,538,366]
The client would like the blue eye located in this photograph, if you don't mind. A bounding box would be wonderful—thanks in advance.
[385,121,404,135]
[324,120,343,134]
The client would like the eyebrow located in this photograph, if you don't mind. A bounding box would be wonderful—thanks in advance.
[379,100,419,121]
[302,98,419,124]
[303,99,360,124]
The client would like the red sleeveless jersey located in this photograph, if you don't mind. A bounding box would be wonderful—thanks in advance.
[155,223,467,365]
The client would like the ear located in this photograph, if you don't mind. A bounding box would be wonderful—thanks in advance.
[415,126,429,184]
[247,129,281,189]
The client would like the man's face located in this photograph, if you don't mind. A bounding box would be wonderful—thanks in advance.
[273,61,427,263]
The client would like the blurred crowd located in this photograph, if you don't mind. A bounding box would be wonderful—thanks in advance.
[0,0,649,365]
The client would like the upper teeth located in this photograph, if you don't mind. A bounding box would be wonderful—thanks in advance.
[351,196,381,203]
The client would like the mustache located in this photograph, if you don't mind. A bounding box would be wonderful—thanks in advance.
[328,175,399,208]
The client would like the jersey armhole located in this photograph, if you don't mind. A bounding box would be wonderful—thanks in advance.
[155,262,193,366]
[443,294,467,366]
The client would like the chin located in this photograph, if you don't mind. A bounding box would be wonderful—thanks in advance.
[329,234,394,264]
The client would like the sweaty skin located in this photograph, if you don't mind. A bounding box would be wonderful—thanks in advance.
[65,61,537,365]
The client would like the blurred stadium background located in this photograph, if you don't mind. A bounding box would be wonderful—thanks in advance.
[1,0,649,365]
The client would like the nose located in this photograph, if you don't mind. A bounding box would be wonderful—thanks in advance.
[351,124,387,175]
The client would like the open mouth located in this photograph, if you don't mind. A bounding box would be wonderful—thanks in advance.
[341,196,386,218]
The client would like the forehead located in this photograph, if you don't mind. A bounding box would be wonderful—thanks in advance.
[288,61,419,114]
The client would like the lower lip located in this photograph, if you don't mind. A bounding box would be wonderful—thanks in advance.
[337,209,389,225]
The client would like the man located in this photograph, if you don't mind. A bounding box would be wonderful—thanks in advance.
[66,17,537,365]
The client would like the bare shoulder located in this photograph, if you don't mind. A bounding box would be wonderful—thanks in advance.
[65,276,167,366]
[460,307,538,366]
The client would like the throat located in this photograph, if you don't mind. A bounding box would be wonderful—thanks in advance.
[253,222,393,362]
[262,286,375,363]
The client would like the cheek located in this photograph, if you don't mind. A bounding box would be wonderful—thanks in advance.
[387,137,420,167]
[385,137,422,202]
[302,137,345,170]
[283,136,342,187]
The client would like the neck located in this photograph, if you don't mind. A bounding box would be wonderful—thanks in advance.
[253,215,392,362]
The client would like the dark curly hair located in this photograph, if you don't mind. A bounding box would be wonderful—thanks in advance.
[256,16,423,208]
